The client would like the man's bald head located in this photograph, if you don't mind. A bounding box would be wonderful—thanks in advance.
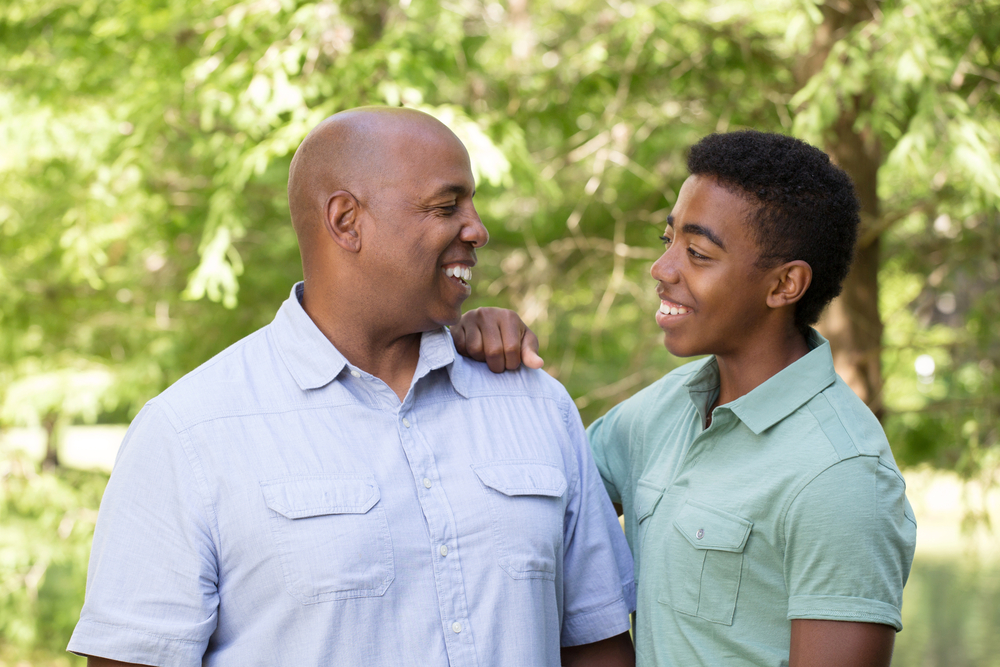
[287,107,463,244]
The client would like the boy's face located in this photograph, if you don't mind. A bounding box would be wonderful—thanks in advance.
[651,174,776,359]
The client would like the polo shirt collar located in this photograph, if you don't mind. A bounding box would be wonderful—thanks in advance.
[272,282,470,397]
[685,329,838,435]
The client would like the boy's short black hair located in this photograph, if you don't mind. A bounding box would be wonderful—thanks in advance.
[687,130,860,335]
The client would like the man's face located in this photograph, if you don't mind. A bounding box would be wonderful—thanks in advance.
[363,125,488,332]
[650,174,774,359]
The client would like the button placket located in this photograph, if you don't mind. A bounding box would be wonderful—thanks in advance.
[395,402,475,663]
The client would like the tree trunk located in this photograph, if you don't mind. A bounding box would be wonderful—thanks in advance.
[820,112,884,419]
[798,1,885,418]
[42,410,61,470]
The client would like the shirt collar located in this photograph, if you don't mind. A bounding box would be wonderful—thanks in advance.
[685,329,837,435]
[415,327,471,398]
[271,282,469,397]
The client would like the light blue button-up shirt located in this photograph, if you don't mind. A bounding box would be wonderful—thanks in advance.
[69,284,634,667]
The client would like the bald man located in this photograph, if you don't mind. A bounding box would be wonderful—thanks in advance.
[68,108,636,667]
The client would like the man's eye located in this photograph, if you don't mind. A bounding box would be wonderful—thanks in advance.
[439,205,459,215]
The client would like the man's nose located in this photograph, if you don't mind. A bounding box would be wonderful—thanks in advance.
[460,206,489,248]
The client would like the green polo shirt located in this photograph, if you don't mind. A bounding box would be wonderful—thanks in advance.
[588,330,916,667]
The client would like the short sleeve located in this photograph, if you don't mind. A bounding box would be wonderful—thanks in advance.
[559,397,636,647]
[783,456,917,631]
[68,402,219,665]
[586,400,636,505]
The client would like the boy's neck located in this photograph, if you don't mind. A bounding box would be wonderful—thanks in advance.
[711,326,812,413]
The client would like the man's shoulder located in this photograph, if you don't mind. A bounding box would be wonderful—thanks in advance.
[153,323,289,431]
[454,353,570,405]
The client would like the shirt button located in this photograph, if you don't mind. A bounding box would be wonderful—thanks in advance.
[350,370,361,378]
[423,478,432,489]
[402,418,411,428]
[452,622,462,633]
[696,528,705,540]
[440,545,448,557]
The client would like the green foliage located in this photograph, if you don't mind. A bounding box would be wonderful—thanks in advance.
[0,452,104,661]
[1,1,999,657]
[1,0,997,443]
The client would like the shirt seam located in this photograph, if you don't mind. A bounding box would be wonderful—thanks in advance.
[73,617,204,645]
[557,398,583,498]
[163,388,567,433]
[778,397,867,554]
[148,399,224,567]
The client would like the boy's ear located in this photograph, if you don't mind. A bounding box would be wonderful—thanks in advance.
[324,190,363,253]
[766,260,812,309]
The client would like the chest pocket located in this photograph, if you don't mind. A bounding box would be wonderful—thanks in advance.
[660,499,752,625]
[634,479,665,541]
[472,461,568,581]
[261,474,394,604]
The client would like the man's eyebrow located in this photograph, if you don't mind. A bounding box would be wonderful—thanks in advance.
[665,215,727,251]
[429,183,473,199]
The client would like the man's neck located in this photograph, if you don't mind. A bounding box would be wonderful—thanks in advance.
[301,285,422,402]
[711,325,811,413]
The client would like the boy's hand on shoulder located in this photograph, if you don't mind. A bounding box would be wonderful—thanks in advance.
[453,307,544,373]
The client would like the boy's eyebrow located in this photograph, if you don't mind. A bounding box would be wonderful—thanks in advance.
[666,215,727,251]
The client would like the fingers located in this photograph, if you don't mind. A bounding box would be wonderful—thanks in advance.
[521,329,544,369]
[454,307,544,374]
[481,309,514,373]
[453,312,487,362]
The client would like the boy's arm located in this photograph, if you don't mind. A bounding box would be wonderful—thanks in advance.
[561,631,635,667]
[789,619,895,667]
[453,307,543,372]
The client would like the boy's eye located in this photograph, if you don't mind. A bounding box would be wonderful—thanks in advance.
[659,234,672,245]
[688,248,708,260]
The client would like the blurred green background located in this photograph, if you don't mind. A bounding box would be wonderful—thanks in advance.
[2,0,999,664]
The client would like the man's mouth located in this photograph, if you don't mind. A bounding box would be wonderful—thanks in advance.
[443,263,472,286]
[658,299,691,316]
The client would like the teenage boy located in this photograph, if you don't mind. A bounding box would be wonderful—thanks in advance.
[454,130,916,667]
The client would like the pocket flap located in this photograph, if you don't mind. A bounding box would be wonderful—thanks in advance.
[472,461,567,498]
[673,500,751,552]
[634,478,665,522]
[261,474,380,519]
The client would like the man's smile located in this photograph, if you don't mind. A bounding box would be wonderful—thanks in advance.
[442,262,473,289]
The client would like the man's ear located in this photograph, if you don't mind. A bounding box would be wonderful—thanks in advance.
[766,260,812,309]
[324,191,363,253]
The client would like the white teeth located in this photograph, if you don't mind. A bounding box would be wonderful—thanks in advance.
[444,266,471,282]
[659,302,689,316]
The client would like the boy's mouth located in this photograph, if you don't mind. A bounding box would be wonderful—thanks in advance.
[658,299,691,316]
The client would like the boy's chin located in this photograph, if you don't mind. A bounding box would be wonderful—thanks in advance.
[663,335,701,359]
